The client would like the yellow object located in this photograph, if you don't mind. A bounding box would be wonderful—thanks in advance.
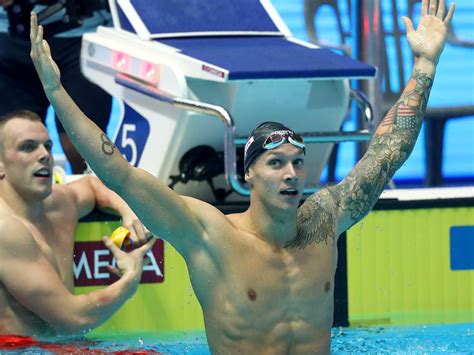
[52,166,66,185]
[75,221,204,334]
[110,226,134,252]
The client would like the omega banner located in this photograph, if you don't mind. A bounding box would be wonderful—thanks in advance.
[74,220,204,333]
[73,239,164,286]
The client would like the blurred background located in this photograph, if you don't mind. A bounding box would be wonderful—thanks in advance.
[21,0,473,186]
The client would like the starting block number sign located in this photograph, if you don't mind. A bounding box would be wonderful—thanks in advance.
[114,103,150,167]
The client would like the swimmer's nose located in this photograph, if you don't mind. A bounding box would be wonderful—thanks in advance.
[284,163,298,182]
[38,145,52,163]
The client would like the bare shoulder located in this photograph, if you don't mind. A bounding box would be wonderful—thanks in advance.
[286,188,339,249]
[46,184,76,208]
[0,213,26,238]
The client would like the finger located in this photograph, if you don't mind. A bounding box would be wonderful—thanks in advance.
[107,265,122,278]
[443,3,455,25]
[421,0,428,16]
[437,0,445,18]
[402,16,415,34]
[36,25,44,48]
[126,224,140,245]
[134,223,147,245]
[43,39,52,59]
[136,237,156,256]
[429,0,438,16]
[103,236,123,256]
[30,12,38,43]
[131,224,147,246]
[145,229,155,242]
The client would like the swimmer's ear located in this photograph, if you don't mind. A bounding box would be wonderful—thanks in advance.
[244,169,253,187]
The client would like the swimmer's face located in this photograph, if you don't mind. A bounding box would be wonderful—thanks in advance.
[0,118,54,199]
[245,143,306,210]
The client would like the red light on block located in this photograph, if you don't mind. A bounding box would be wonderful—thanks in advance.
[111,51,131,73]
[139,61,160,85]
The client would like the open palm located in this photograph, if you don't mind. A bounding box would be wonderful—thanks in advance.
[402,0,455,65]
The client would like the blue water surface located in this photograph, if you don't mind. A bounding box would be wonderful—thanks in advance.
[5,323,473,354]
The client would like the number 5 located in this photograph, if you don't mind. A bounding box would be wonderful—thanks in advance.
[121,124,138,166]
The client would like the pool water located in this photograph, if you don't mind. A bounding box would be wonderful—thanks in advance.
[3,323,473,354]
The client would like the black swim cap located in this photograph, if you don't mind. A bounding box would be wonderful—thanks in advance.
[243,121,304,172]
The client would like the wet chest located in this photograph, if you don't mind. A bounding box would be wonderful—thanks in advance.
[25,211,76,289]
[224,241,337,313]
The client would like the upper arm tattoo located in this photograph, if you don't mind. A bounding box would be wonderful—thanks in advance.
[285,190,337,249]
[336,68,434,228]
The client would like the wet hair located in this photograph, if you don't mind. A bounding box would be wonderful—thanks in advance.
[0,110,42,129]
[244,121,301,172]
[0,110,43,154]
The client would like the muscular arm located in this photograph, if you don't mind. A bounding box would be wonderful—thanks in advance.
[329,0,455,234]
[292,0,455,242]
[68,176,148,242]
[68,176,133,219]
[330,61,434,233]
[0,219,149,335]
[290,66,436,247]
[29,13,204,255]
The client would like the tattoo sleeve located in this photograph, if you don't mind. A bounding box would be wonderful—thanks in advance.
[334,68,434,228]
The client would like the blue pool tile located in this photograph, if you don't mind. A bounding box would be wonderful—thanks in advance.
[450,226,474,271]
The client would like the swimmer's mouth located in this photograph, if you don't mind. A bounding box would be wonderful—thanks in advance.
[34,168,51,178]
[280,188,299,196]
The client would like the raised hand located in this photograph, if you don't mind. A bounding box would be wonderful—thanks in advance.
[402,0,455,65]
[103,235,155,281]
[30,12,61,91]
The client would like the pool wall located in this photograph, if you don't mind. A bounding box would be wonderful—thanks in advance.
[346,203,474,326]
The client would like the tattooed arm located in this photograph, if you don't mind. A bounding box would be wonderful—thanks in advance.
[29,13,207,255]
[292,0,456,243]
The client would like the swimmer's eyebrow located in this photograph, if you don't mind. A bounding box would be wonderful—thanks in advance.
[266,150,305,159]
[17,139,53,147]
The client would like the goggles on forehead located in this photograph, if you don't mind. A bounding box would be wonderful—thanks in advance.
[262,130,306,152]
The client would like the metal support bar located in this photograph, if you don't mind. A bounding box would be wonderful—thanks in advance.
[115,73,373,196]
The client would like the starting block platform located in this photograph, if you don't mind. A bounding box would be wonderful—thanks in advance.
[80,0,376,202]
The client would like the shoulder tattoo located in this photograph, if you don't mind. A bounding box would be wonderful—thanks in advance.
[285,190,336,249]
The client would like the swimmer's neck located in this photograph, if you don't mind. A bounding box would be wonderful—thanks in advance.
[0,185,48,221]
[243,201,297,248]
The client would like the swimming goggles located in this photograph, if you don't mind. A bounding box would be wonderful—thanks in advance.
[262,130,306,152]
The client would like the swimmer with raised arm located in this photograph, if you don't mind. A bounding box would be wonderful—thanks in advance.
[0,110,155,336]
[29,0,454,352]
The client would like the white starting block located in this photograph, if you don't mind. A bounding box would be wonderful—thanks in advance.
[80,0,376,203]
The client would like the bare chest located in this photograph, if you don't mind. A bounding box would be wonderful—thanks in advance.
[228,241,336,302]
[203,240,338,342]
[23,212,76,290]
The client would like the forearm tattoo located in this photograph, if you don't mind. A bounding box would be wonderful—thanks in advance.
[337,69,433,226]
[285,190,337,249]
[101,133,116,155]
